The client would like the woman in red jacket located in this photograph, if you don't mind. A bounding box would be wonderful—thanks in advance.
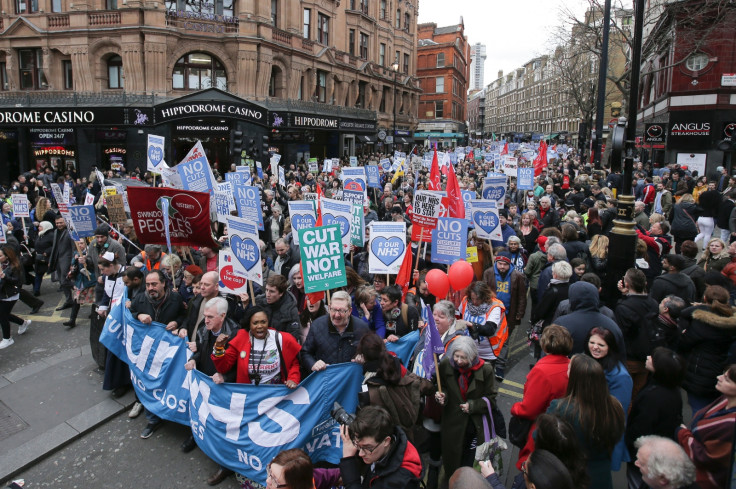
[212,306,301,387]
[510,324,572,470]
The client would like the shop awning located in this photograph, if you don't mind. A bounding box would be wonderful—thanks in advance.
[358,135,376,143]
[395,136,412,144]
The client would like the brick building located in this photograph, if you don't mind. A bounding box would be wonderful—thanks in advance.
[415,20,470,149]
[0,0,421,180]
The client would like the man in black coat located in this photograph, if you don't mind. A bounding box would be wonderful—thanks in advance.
[49,214,75,309]
[649,254,696,304]
[717,189,736,243]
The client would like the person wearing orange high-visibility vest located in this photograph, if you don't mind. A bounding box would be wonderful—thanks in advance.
[457,281,507,372]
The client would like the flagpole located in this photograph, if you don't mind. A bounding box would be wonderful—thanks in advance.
[433,352,443,394]
[249,280,255,307]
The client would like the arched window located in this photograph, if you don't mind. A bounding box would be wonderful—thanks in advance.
[268,65,284,98]
[172,53,227,90]
[107,55,123,89]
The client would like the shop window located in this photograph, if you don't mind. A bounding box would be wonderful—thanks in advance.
[62,60,73,90]
[165,0,234,17]
[107,55,123,89]
[303,9,311,39]
[15,0,39,14]
[0,63,8,91]
[435,101,443,119]
[359,33,369,60]
[317,13,329,45]
[315,70,327,102]
[173,52,227,90]
[19,49,47,90]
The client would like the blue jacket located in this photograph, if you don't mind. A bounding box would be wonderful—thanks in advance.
[302,315,370,370]
[491,223,517,248]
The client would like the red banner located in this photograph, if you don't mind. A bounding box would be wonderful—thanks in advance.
[127,187,217,249]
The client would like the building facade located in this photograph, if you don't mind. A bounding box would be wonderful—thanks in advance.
[469,42,485,92]
[0,0,421,180]
[415,20,470,148]
[467,88,484,139]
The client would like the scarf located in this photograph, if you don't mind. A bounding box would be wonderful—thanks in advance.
[467,301,491,318]
[145,289,169,322]
[454,358,485,401]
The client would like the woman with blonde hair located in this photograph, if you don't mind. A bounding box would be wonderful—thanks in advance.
[670,193,700,253]
[697,238,730,272]
[31,196,55,226]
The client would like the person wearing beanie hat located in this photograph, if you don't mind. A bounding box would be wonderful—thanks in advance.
[483,249,528,380]
[88,222,126,292]
[93,226,109,237]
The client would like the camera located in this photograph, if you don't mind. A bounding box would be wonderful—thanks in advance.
[330,402,355,427]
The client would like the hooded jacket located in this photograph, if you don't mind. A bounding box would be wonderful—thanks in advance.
[649,272,696,304]
[677,305,736,398]
[615,294,659,362]
[339,425,422,489]
[555,281,626,356]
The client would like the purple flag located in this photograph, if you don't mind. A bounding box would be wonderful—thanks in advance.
[420,304,445,379]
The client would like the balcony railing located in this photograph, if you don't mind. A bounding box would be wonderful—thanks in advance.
[48,14,69,29]
[88,11,121,26]
[301,38,314,50]
[272,27,292,46]
[0,91,157,107]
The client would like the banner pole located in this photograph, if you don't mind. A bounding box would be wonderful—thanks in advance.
[249,280,255,307]
[326,289,331,307]
[414,228,424,273]
[96,215,143,252]
[434,352,443,394]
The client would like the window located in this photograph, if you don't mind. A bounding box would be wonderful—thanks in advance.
[435,101,443,118]
[317,13,329,45]
[107,55,123,89]
[404,12,410,32]
[271,0,277,26]
[52,0,62,12]
[379,43,386,66]
[395,9,401,28]
[357,81,367,108]
[351,0,367,13]
[0,63,8,91]
[436,76,444,93]
[685,52,709,71]
[165,0,233,17]
[436,52,445,67]
[359,33,369,60]
[315,70,327,102]
[19,49,47,90]
[380,0,386,19]
[395,50,400,65]
[349,29,356,56]
[268,66,284,98]
[62,60,73,90]
[105,0,117,9]
[303,9,311,39]
[403,53,409,73]
[172,52,226,90]
[15,0,39,14]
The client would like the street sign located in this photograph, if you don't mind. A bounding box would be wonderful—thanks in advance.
[377,130,387,140]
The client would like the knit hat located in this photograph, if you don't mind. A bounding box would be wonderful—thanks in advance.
[38,221,53,236]
[537,235,548,253]
[94,226,109,237]
[495,251,512,264]
[498,208,509,219]
[184,265,203,276]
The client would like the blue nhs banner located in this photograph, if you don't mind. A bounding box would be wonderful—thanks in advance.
[518,167,534,190]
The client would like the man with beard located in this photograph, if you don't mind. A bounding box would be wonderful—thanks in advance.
[49,214,75,309]
[129,270,187,439]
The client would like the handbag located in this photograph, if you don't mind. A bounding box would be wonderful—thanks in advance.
[681,207,699,233]
[474,397,508,476]
[508,415,533,448]
[527,319,544,342]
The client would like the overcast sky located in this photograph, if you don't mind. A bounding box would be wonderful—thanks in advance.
[417,0,589,84]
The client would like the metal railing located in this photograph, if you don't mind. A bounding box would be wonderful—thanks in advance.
[0,91,158,107]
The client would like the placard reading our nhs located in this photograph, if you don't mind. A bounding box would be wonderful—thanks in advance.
[227,216,264,286]
[482,173,507,208]
[470,199,502,240]
[368,222,407,274]
[288,201,317,246]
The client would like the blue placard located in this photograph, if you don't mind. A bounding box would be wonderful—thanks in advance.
[379,158,391,172]
[482,174,507,203]
[177,156,216,197]
[233,183,264,231]
[365,165,380,188]
[518,168,534,190]
[431,217,469,265]
[461,190,475,227]
[385,330,420,367]
[68,205,97,238]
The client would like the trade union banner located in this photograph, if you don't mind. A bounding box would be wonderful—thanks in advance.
[127,186,218,248]
[99,298,363,486]
[298,224,347,293]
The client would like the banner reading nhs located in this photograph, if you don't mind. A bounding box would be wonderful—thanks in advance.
[99,299,363,485]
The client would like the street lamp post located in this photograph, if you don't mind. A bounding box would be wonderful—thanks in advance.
[593,0,613,169]
[391,61,399,154]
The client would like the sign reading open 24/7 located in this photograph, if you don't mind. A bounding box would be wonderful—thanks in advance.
[298,224,347,293]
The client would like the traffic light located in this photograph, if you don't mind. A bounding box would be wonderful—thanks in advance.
[717,139,736,151]
[230,130,243,158]
[261,135,270,157]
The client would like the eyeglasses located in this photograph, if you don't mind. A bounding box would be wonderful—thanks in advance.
[266,467,287,488]
[330,308,349,315]
[352,440,380,454]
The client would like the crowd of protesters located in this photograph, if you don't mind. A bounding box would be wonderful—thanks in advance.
[2,144,736,489]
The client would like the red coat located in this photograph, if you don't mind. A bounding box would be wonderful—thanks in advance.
[510,354,570,469]
[211,329,302,385]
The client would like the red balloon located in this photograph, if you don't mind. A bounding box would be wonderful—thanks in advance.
[425,269,450,299]
[448,260,475,291]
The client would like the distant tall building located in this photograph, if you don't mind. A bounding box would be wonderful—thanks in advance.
[470,43,487,91]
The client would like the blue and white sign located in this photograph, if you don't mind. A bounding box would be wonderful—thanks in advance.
[349,156,358,167]
[147,134,166,173]
[342,189,364,206]
[482,173,507,208]
[255,161,264,179]
[227,169,252,187]
[161,197,173,254]
[350,203,365,247]
[321,198,353,253]
[233,184,264,231]
[365,164,381,189]
[278,166,285,187]
[227,216,264,286]
[518,167,534,190]
[431,217,468,265]
[12,194,30,218]
[215,182,235,224]
[470,200,502,240]
[379,158,391,172]
[461,190,475,226]
[177,141,216,197]
[68,205,97,238]
[341,167,367,193]
[99,299,363,486]
[368,222,406,274]
[287,201,317,246]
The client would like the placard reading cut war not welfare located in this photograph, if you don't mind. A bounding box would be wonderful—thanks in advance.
[298,224,348,294]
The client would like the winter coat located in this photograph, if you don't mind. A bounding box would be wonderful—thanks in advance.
[555,281,626,356]
[437,356,498,478]
[87,237,127,268]
[301,315,370,370]
[0,262,21,300]
[614,294,659,362]
[697,189,721,218]
[531,280,570,327]
[129,289,188,329]
[33,231,54,276]
[191,317,240,378]
[49,227,75,287]
[255,291,301,343]
[677,305,736,398]
[605,363,633,470]
[649,272,696,304]
[483,265,527,329]
[523,250,546,291]
[670,202,700,238]
[626,378,683,456]
[697,250,731,273]
[681,257,707,301]
[211,328,301,385]
[339,426,422,489]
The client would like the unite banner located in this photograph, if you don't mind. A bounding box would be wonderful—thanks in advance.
[99,300,363,486]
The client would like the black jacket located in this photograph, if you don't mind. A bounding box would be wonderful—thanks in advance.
[677,305,736,398]
[649,273,696,304]
[191,317,239,379]
[129,290,187,329]
[698,189,721,218]
[301,315,369,370]
[182,294,243,340]
[615,294,659,362]
[625,379,683,456]
[255,291,301,343]
[670,202,700,237]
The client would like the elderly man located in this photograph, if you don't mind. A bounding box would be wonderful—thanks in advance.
[302,290,369,371]
[273,237,297,278]
[129,269,187,439]
[181,271,243,341]
[634,200,650,230]
[632,435,696,489]
[538,196,559,229]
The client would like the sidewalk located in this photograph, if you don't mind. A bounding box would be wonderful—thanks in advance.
[0,346,135,484]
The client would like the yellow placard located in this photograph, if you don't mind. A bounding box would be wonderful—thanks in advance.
[466,246,478,263]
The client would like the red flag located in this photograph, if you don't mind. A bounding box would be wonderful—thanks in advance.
[500,143,509,155]
[551,144,557,152]
[300,262,325,304]
[467,149,474,161]
[396,242,413,300]
[534,140,548,177]
[315,182,323,225]
[428,150,441,190]
[446,163,464,219]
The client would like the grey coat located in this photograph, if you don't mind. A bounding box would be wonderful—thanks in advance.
[49,227,75,286]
